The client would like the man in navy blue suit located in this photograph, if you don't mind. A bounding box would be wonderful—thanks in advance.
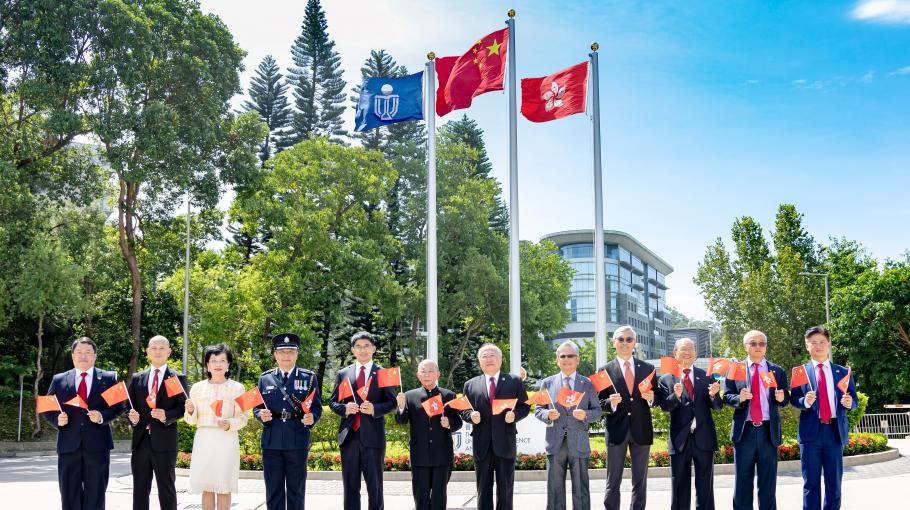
[790,326,857,510]
[723,330,789,510]
[42,337,124,510]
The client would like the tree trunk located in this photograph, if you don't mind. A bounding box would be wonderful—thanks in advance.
[32,315,44,438]
[117,179,142,378]
[316,309,332,388]
[444,322,481,388]
[82,277,93,336]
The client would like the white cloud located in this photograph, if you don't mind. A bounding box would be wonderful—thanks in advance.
[851,0,910,24]
[862,71,876,82]
[891,65,910,75]
[792,79,826,90]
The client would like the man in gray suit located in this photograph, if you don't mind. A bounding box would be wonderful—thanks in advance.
[534,340,603,510]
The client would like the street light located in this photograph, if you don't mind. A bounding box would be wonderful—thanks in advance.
[798,272,830,324]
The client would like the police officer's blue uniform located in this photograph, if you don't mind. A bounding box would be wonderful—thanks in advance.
[254,333,322,510]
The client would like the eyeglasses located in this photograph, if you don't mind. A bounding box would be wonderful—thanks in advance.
[557,354,578,359]
[806,340,829,346]
[352,344,374,350]
[614,337,635,343]
[747,342,767,348]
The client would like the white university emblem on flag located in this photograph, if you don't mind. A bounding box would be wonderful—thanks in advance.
[374,84,400,121]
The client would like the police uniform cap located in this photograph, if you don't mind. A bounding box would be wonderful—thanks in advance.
[271,333,300,351]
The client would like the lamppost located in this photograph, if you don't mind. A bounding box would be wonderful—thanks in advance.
[798,271,830,324]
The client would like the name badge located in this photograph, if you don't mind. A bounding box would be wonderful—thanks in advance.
[266,385,275,390]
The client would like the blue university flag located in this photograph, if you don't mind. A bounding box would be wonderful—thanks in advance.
[354,72,424,132]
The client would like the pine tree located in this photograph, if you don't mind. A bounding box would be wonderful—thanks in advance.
[243,55,292,162]
[287,0,347,144]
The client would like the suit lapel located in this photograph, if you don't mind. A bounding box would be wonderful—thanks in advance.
[140,369,151,407]
[88,369,103,401]
[608,360,630,399]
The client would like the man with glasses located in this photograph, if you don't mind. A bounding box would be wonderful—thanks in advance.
[597,325,660,510]
[790,326,857,510]
[724,330,789,510]
[330,331,397,510]
[534,340,602,510]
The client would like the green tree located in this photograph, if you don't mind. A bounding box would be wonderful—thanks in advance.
[244,55,293,163]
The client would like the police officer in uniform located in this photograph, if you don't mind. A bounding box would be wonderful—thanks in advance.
[254,333,322,510]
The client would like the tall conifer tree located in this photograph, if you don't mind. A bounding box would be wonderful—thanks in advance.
[243,55,292,163]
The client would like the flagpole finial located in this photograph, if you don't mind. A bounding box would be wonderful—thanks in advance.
[427,52,435,61]
[508,9,516,18]
[591,42,599,52]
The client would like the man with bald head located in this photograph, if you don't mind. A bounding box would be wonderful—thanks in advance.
[127,335,188,510]
[395,359,463,510]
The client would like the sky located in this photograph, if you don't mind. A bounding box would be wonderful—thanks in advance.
[198,0,910,320]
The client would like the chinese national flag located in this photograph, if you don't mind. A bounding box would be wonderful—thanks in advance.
[525,390,553,406]
[356,376,372,402]
[637,370,656,394]
[101,381,129,406]
[377,367,401,388]
[491,398,517,415]
[63,395,88,409]
[521,61,588,122]
[234,386,265,413]
[837,367,852,393]
[760,370,778,389]
[301,389,316,414]
[660,356,683,378]
[435,27,509,116]
[337,378,354,401]
[146,394,157,410]
[557,387,584,408]
[707,358,732,378]
[164,376,186,397]
[589,370,614,392]
[211,399,223,417]
[727,362,748,381]
[445,394,473,411]
[791,365,810,389]
[36,395,61,414]
[422,395,445,417]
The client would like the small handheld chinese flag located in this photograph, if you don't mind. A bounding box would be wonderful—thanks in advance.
[727,362,748,381]
[760,370,778,389]
[101,381,130,407]
[525,391,553,406]
[557,387,584,408]
[146,394,157,410]
[638,370,656,394]
[337,379,354,402]
[590,370,614,392]
[164,376,186,397]
[301,389,316,414]
[660,357,682,378]
[211,399,223,417]
[377,367,401,388]
[234,386,265,413]
[707,358,732,379]
[491,398,517,415]
[445,394,473,411]
[422,394,445,417]
[356,376,372,402]
[63,395,88,409]
[837,367,852,393]
[36,395,62,414]
[791,365,810,389]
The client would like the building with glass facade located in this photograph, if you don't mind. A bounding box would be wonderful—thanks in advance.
[542,230,674,360]
[667,328,713,358]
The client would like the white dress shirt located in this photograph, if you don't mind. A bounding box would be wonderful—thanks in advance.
[147,364,167,394]
[809,359,837,412]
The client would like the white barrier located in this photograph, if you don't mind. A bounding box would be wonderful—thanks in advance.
[857,412,910,438]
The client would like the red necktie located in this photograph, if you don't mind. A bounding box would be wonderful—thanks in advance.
[353,366,365,431]
[750,363,763,424]
[78,372,88,403]
[683,368,694,399]
[488,376,496,401]
[817,364,832,422]
[624,361,634,394]
[148,369,159,430]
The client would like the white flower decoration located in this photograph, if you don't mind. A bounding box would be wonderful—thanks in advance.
[542,80,566,112]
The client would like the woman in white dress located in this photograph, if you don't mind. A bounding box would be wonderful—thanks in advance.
[184,343,248,510]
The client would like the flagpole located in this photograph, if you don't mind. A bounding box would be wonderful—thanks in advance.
[589,43,608,370]
[506,9,522,376]
[125,383,134,410]
[425,53,439,363]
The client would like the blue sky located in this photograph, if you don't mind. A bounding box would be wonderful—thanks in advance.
[199,0,910,320]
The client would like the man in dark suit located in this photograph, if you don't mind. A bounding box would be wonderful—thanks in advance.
[723,330,789,510]
[597,325,660,510]
[395,359,463,510]
[790,326,857,510]
[42,337,124,510]
[254,333,322,510]
[657,337,723,510]
[126,335,187,510]
[329,331,397,510]
[533,340,602,510]
[460,343,531,510]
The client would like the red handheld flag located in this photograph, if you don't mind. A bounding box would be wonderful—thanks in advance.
[445,394,473,411]
[356,376,372,402]
[707,358,732,378]
[36,395,62,414]
[301,389,316,414]
[146,393,157,410]
[377,367,401,388]
[101,381,129,406]
[211,399,223,417]
[164,376,186,397]
[791,365,810,389]
[638,370,656,394]
[760,370,778,389]
[727,362,748,381]
[435,27,509,116]
[491,398,517,415]
[337,378,354,402]
[589,370,614,392]
[521,61,588,122]
[525,390,554,406]
[422,394,445,417]
[234,386,265,413]
[63,395,88,409]
[660,356,683,378]
[556,387,585,408]
[837,367,852,393]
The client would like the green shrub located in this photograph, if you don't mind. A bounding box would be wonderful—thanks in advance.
[848,391,868,431]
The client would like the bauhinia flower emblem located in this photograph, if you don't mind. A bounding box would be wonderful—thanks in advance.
[542,80,566,112]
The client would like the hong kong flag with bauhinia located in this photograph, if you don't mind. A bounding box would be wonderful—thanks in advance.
[521,61,588,122]
[436,27,509,116]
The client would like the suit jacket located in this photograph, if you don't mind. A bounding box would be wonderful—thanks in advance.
[657,367,723,454]
[329,362,397,448]
[43,368,123,454]
[460,372,530,461]
[597,358,660,446]
[533,373,602,457]
[723,360,789,447]
[395,386,463,467]
[790,361,857,445]
[254,366,322,450]
[127,367,187,452]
